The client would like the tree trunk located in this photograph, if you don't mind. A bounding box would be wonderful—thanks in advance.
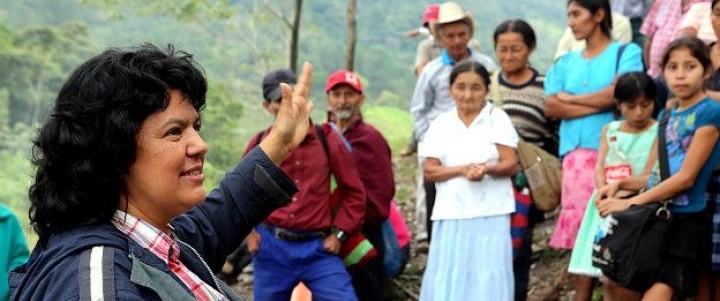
[345,0,357,71]
[289,0,303,73]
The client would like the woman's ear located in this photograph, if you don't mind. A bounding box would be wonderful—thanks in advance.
[593,8,606,24]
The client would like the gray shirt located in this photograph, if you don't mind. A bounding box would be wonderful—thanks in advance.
[410,50,497,141]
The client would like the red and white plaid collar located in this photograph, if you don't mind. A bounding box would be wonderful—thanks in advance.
[112,211,228,301]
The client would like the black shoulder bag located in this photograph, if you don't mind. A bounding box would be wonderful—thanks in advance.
[591,109,672,292]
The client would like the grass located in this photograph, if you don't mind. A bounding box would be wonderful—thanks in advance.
[362,106,413,155]
[361,106,417,204]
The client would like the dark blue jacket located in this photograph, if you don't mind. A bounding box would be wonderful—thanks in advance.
[9,148,297,301]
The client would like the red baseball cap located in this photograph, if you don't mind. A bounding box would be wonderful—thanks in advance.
[325,69,363,93]
[422,4,440,25]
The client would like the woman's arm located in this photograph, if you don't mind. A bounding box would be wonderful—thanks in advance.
[598,126,720,216]
[558,85,616,110]
[595,126,610,189]
[485,144,517,177]
[545,94,606,119]
[643,35,653,71]
[423,157,467,183]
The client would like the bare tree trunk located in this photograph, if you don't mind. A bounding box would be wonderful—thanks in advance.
[289,0,303,73]
[345,0,357,71]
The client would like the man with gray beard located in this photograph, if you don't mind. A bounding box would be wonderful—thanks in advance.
[326,69,396,301]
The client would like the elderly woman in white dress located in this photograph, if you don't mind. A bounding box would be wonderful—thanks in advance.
[418,59,519,301]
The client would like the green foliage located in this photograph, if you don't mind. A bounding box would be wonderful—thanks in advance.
[80,0,236,21]
[0,124,35,211]
[0,149,32,210]
[362,106,413,155]
[0,21,97,126]
[372,90,406,110]
[361,106,416,203]
[200,81,245,189]
[0,89,9,129]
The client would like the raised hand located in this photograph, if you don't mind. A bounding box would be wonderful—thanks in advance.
[260,62,314,165]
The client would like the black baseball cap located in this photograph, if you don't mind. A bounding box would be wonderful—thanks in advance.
[262,68,297,101]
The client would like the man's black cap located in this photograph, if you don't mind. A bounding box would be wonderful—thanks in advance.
[262,68,297,101]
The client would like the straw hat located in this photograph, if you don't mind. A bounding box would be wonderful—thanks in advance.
[436,2,474,35]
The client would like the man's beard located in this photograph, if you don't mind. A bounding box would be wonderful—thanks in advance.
[333,109,353,120]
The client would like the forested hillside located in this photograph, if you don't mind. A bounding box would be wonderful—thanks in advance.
[0,0,566,241]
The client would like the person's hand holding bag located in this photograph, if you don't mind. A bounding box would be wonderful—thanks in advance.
[260,62,314,165]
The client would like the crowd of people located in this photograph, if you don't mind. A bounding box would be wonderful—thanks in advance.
[406,0,720,301]
[5,0,720,300]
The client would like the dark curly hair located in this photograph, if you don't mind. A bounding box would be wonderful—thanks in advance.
[29,43,207,245]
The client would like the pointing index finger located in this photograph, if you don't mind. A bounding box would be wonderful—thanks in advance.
[293,62,313,99]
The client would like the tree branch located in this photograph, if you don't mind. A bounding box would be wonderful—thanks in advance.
[262,0,292,28]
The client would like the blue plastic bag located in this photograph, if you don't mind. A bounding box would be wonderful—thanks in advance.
[381,219,407,277]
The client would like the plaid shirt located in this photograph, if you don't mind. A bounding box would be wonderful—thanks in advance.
[641,0,706,77]
[112,211,228,301]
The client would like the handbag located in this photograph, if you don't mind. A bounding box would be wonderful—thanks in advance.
[490,72,562,212]
[591,109,672,292]
[516,139,562,212]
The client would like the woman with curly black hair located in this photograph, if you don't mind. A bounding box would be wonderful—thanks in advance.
[9,43,314,301]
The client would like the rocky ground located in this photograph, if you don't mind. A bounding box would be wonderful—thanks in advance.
[228,153,578,301]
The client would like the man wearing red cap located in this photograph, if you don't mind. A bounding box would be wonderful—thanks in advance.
[413,4,441,76]
[325,69,396,301]
[242,68,366,301]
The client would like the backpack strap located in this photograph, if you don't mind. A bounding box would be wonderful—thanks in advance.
[328,122,352,152]
[314,124,330,158]
[615,43,628,75]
